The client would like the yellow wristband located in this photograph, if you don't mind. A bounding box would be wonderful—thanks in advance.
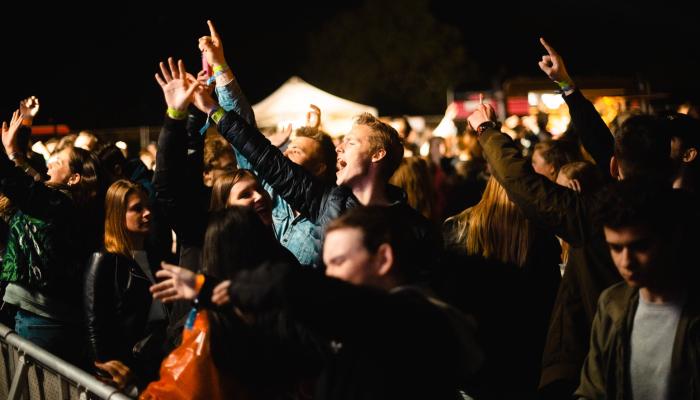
[166,108,187,120]
[212,64,228,74]
[209,108,226,124]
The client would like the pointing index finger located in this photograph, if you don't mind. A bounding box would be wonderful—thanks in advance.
[540,37,558,57]
[207,20,219,40]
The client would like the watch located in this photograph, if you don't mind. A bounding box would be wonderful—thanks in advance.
[476,121,500,136]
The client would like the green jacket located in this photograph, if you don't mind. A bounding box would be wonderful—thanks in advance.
[576,282,700,400]
[478,118,620,389]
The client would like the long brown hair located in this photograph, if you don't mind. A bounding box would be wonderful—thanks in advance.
[104,180,146,257]
[459,176,532,267]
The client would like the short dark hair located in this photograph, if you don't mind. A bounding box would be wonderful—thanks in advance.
[613,115,672,180]
[295,126,337,184]
[325,206,418,283]
[355,113,404,181]
[664,113,700,152]
[594,178,676,234]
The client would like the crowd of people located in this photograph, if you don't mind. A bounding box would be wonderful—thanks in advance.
[1,22,699,400]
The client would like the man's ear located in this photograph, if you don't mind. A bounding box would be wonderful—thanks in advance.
[683,147,698,163]
[374,243,394,277]
[67,173,81,186]
[371,148,387,163]
[610,156,621,180]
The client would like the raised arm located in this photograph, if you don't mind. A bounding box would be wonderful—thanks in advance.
[189,79,333,222]
[216,111,333,222]
[539,38,613,175]
[199,20,256,126]
[468,104,589,245]
[152,58,208,246]
[0,110,72,220]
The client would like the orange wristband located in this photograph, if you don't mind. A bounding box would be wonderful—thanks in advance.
[194,274,206,295]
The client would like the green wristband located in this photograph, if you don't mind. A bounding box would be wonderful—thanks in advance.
[166,108,187,120]
[212,64,228,74]
[209,108,226,124]
[556,80,574,91]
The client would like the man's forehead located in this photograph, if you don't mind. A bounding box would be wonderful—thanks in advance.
[603,225,654,242]
[348,124,372,139]
[325,227,365,250]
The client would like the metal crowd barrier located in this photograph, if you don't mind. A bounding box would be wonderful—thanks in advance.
[0,323,132,400]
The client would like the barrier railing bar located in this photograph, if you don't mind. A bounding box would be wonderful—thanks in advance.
[8,353,28,400]
[0,323,132,400]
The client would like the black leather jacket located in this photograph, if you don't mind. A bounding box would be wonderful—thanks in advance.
[216,111,440,277]
[83,251,153,366]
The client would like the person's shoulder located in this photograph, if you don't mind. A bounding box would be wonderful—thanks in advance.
[598,281,636,319]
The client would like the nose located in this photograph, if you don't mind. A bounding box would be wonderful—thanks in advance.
[142,206,151,220]
[336,142,344,154]
[618,247,633,271]
[252,191,263,203]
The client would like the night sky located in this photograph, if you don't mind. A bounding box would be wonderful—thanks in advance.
[1,1,698,130]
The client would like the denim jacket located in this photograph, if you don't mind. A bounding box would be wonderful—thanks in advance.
[216,79,322,267]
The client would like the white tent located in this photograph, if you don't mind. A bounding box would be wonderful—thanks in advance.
[252,76,378,136]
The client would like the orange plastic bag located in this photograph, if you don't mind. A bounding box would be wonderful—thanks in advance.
[140,310,240,400]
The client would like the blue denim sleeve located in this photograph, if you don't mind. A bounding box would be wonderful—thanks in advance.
[216,79,257,172]
[215,79,256,127]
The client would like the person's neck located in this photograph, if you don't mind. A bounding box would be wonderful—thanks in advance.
[351,176,390,206]
[129,234,145,252]
[639,281,685,304]
[673,167,697,192]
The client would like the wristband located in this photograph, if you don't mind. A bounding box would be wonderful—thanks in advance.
[166,108,187,120]
[555,80,575,94]
[194,274,206,295]
[212,64,228,74]
[209,108,226,125]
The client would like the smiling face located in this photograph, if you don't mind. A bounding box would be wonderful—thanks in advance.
[335,124,375,186]
[47,148,74,185]
[226,176,273,226]
[125,192,151,235]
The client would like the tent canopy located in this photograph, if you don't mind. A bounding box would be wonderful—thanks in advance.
[252,76,378,136]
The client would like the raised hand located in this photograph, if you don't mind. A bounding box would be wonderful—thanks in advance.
[154,58,198,112]
[269,123,293,147]
[211,280,231,306]
[306,104,321,128]
[467,103,497,132]
[196,70,214,93]
[2,109,24,155]
[94,360,133,389]
[19,96,40,121]
[199,20,226,68]
[538,37,574,86]
[150,262,197,302]
[187,73,219,115]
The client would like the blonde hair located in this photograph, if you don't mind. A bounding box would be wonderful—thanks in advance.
[354,113,404,180]
[462,177,532,267]
[104,180,146,257]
